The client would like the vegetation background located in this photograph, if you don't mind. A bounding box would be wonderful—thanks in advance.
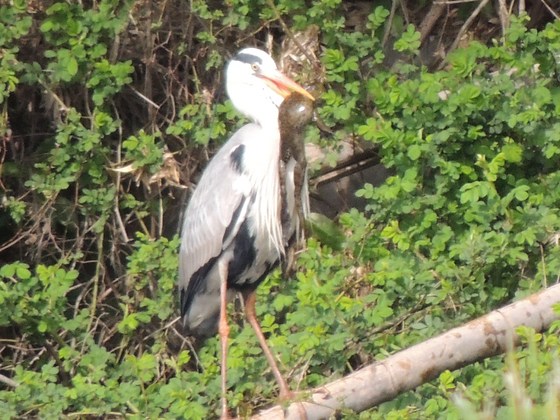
[1,0,560,418]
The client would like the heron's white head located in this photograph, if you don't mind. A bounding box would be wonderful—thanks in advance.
[226,48,314,128]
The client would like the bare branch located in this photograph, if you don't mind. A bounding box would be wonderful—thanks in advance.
[538,0,560,21]
[446,0,491,58]
[253,283,560,419]
[0,373,18,388]
[418,2,447,43]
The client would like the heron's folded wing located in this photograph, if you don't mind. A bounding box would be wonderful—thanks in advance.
[178,137,252,294]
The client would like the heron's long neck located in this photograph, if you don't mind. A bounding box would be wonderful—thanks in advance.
[254,109,280,131]
[246,123,283,258]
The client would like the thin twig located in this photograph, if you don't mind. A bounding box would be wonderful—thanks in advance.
[434,0,479,4]
[265,0,318,68]
[113,121,130,243]
[86,231,104,336]
[497,0,509,36]
[538,0,560,20]
[382,0,399,47]
[0,373,18,388]
[444,0,491,62]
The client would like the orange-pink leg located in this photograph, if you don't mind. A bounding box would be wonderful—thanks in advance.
[218,261,230,419]
[243,291,293,400]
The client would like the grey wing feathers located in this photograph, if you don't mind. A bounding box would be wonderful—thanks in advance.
[178,135,251,294]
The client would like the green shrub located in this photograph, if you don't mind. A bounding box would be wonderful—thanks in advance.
[1,1,559,418]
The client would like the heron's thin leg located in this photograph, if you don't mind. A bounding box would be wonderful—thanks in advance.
[218,261,230,419]
[243,290,293,400]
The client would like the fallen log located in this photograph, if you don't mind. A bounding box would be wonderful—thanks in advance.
[253,283,560,419]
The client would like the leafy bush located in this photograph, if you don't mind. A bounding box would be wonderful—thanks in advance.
[1,0,559,418]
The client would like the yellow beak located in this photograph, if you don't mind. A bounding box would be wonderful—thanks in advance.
[259,69,315,101]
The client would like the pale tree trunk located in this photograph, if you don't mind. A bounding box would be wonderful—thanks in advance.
[252,283,560,420]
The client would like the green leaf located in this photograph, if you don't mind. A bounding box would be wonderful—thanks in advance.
[394,24,421,53]
[502,143,523,163]
[15,265,31,279]
[408,144,422,160]
[513,185,530,201]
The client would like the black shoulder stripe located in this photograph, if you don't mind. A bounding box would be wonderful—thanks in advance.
[230,144,245,173]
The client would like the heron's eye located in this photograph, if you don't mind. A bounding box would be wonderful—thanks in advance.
[251,63,260,72]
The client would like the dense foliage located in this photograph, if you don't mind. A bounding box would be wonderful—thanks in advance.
[1,0,559,418]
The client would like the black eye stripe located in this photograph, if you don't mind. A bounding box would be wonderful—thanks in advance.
[235,52,263,66]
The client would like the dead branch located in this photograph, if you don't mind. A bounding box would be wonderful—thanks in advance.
[0,373,18,388]
[252,283,560,419]
[538,0,560,21]
[446,0,491,58]
[418,2,447,43]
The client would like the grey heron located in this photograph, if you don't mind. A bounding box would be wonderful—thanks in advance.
[178,47,314,417]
